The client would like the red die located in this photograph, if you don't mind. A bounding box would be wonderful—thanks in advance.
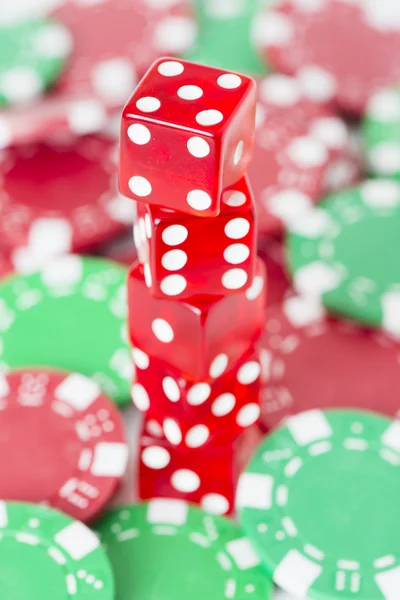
[138,418,263,515]
[119,58,256,217]
[128,258,266,380]
[131,347,262,449]
[134,176,256,299]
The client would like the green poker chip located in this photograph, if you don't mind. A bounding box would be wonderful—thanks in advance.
[363,87,400,178]
[0,255,132,406]
[0,18,72,107]
[184,0,267,75]
[287,180,400,334]
[96,500,273,600]
[237,409,400,600]
[0,501,114,599]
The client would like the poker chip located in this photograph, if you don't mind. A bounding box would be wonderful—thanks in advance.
[0,369,128,521]
[363,86,400,178]
[0,501,114,599]
[287,180,400,333]
[256,0,400,114]
[0,255,133,406]
[0,0,196,146]
[250,74,359,235]
[0,135,133,272]
[237,409,400,599]
[260,295,400,431]
[0,18,72,107]
[185,0,266,74]
[96,499,273,600]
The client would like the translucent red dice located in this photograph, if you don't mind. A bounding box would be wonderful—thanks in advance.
[138,418,263,515]
[128,259,266,380]
[131,347,262,449]
[134,176,256,298]
[119,58,257,216]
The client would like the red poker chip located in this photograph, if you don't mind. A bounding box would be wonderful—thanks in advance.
[0,134,135,273]
[257,0,400,114]
[249,74,360,236]
[260,295,400,431]
[0,0,195,146]
[0,369,129,522]
[257,235,290,308]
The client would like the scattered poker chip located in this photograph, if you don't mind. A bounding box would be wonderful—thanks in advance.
[363,86,400,178]
[257,236,289,308]
[0,0,196,146]
[0,255,133,406]
[0,135,133,272]
[287,180,400,334]
[185,0,266,74]
[0,369,128,521]
[237,409,400,599]
[256,0,400,114]
[0,18,72,107]
[0,501,114,599]
[250,74,359,235]
[97,499,274,600]
[260,295,400,431]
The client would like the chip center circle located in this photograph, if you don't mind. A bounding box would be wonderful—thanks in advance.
[112,529,229,599]
[0,405,81,502]
[284,445,400,563]
[332,211,400,290]
[4,145,110,212]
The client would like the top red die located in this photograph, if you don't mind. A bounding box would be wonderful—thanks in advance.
[119,58,257,217]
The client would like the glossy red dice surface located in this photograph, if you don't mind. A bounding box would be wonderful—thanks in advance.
[128,258,266,381]
[134,176,257,299]
[138,418,263,515]
[131,347,262,449]
[119,58,256,217]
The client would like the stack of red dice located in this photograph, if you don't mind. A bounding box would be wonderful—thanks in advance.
[120,58,266,515]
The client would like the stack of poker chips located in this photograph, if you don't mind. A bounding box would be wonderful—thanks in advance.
[119,57,266,515]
